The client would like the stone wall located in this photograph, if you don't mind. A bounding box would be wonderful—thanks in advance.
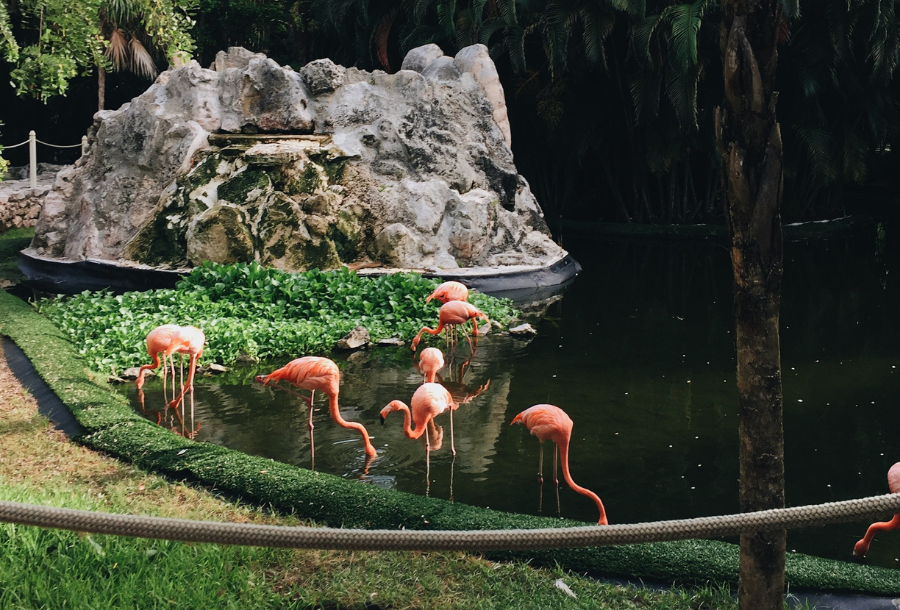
[0,170,59,233]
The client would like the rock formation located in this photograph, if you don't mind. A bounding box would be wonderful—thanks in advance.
[26,45,571,279]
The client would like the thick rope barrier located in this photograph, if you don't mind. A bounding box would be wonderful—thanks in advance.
[2,492,900,551]
[2,140,28,149]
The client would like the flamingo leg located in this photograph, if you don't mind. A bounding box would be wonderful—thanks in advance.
[307,390,316,431]
[309,425,316,470]
[425,425,431,495]
[537,442,544,484]
[553,444,560,487]
[449,405,456,456]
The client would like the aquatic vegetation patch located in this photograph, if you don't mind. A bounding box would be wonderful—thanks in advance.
[36,261,518,375]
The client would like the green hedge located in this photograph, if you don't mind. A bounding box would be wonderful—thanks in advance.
[3,289,900,594]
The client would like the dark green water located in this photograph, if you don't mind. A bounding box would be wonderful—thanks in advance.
[121,228,900,569]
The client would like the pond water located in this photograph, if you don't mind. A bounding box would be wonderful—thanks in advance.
[119,225,900,569]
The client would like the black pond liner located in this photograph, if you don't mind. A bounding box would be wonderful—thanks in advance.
[17,250,582,297]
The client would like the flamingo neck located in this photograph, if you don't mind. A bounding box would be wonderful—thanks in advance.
[856,514,900,555]
[558,440,608,525]
[136,354,161,388]
[328,393,377,456]
[391,403,426,440]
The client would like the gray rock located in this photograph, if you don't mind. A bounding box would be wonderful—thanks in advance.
[299,59,346,95]
[121,367,147,380]
[509,323,537,336]
[335,326,371,350]
[377,337,405,347]
[26,45,569,276]
[400,44,444,72]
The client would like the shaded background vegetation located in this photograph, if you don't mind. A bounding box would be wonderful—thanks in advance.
[2,0,900,225]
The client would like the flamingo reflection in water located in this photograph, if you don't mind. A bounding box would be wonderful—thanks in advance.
[255,356,377,470]
[137,386,202,440]
[511,404,609,525]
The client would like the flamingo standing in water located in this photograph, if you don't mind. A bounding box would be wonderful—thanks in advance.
[411,301,489,352]
[166,326,206,410]
[854,462,900,557]
[255,356,377,460]
[426,281,469,304]
[381,382,458,458]
[136,324,182,390]
[417,348,445,383]
[511,404,609,525]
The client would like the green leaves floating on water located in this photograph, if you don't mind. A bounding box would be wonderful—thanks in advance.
[38,261,518,374]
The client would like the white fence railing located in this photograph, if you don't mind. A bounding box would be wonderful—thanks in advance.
[2,131,88,188]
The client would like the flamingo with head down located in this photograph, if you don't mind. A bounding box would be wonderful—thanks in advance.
[136,324,182,390]
[511,404,608,525]
[411,301,489,352]
[255,356,377,461]
[426,281,469,304]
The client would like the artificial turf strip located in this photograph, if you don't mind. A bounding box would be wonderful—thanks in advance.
[2,290,899,595]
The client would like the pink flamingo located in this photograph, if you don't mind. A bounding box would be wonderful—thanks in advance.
[166,326,206,409]
[255,356,377,459]
[136,324,181,390]
[381,382,458,458]
[426,281,469,304]
[511,404,609,525]
[411,301,489,351]
[417,347,445,383]
[854,462,900,556]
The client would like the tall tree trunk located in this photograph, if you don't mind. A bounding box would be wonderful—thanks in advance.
[98,66,107,112]
[716,2,786,609]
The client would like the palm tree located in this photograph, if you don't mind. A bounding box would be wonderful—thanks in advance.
[98,0,161,111]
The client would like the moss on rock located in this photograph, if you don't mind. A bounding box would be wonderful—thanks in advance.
[186,205,254,265]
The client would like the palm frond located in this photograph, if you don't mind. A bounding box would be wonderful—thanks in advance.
[105,28,129,71]
[582,7,615,69]
[780,0,800,22]
[610,0,645,19]
[663,0,708,68]
[632,15,662,66]
[129,37,157,79]
[373,6,400,71]
[792,123,833,173]
[506,25,527,73]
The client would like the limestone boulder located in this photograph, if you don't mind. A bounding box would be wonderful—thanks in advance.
[25,44,569,279]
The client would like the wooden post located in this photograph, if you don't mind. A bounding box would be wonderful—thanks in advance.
[28,131,37,188]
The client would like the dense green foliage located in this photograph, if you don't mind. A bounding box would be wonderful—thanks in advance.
[1,0,196,101]
[37,261,518,374]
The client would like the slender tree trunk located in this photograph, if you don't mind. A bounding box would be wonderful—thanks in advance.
[98,66,107,112]
[716,2,786,609]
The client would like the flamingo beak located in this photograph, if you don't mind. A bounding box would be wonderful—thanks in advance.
[254,375,267,384]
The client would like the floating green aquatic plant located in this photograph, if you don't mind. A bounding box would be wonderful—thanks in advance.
[37,261,518,374]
